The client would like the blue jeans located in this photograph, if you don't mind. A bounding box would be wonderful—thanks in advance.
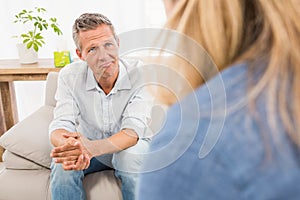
[50,139,149,200]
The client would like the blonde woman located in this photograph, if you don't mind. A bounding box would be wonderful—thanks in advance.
[138,0,300,199]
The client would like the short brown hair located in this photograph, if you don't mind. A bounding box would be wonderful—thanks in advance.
[72,13,118,50]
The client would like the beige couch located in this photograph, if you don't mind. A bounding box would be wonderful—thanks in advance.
[0,72,122,200]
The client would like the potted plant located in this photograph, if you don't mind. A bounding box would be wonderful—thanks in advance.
[13,7,63,64]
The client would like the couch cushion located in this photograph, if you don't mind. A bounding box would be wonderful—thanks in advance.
[2,150,44,170]
[0,168,51,200]
[0,168,121,200]
[0,106,54,168]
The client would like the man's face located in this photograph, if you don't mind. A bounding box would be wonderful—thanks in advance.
[76,24,119,82]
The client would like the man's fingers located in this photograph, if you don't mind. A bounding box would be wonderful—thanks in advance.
[60,153,91,171]
[72,154,84,170]
[84,154,91,169]
[51,148,81,158]
[62,160,76,170]
[71,154,90,171]
[63,132,81,139]
[62,161,76,170]
[54,155,78,163]
[51,138,81,156]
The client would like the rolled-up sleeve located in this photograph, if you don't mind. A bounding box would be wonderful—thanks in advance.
[121,86,153,139]
[49,72,79,135]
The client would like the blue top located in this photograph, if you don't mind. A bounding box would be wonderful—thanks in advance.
[138,63,300,200]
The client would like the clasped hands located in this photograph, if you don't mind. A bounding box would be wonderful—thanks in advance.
[50,132,92,171]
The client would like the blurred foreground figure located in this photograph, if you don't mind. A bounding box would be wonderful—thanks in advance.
[138,0,300,199]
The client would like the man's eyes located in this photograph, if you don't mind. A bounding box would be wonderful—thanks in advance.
[88,47,96,53]
[104,42,114,48]
[87,42,115,53]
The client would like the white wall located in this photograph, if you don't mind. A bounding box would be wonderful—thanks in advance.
[0,0,166,120]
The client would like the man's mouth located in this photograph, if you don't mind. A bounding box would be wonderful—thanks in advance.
[100,61,113,68]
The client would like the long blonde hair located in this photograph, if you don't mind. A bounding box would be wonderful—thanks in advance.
[161,0,300,146]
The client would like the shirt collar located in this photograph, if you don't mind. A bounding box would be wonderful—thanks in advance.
[85,60,132,92]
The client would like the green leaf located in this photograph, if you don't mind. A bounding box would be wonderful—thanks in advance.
[38,24,43,31]
[29,31,34,37]
[43,24,48,30]
[35,34,43,39]
[21,34,29,38]
[27,41,33,49]
[36,40,43,47]
[50,18,57,22]
[51,24,63,35]
[23,38,30,43]
[33,43,38,51]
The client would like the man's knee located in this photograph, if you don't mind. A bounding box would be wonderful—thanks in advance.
[50,162,84,184]
[112,139,150,173]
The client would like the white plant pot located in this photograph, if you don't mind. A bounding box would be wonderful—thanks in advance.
[16,43,38,64]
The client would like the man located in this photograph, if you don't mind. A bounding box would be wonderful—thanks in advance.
[49,13,153,200]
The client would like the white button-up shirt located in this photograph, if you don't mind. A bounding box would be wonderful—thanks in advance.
[49,58,153,140]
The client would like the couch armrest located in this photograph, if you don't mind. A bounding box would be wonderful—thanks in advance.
[0,105,54,168]
[45,71,58,107]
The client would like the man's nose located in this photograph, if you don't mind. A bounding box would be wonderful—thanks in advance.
[96,46,109,60]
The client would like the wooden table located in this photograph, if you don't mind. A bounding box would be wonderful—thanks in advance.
[0,58,61,161]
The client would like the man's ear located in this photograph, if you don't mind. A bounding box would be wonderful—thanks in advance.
[76,49,84,60]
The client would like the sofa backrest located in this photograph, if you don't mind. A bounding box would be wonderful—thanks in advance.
[45,72,58,107]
